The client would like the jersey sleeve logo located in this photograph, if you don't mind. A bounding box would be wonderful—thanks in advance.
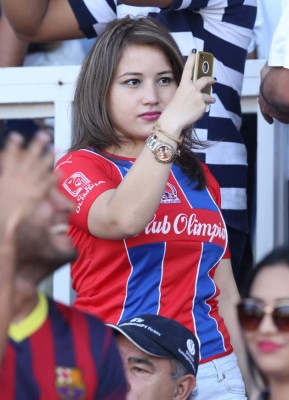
[55,367,86,400]
[62,172,106,213]
[63,172,92,197]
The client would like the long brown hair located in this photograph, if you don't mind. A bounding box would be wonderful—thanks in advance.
[71,17,206,188]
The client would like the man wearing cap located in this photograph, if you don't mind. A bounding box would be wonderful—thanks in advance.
[108,314,199,400]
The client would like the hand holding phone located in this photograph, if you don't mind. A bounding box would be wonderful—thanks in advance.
[192,51,214,96]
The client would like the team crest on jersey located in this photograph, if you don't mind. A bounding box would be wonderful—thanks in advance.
[55,367,86,400]
[161,183,181,204]
[63,172,92,197]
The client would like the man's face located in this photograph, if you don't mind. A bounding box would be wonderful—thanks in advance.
[116,335,181,400]
[17,187,77,272]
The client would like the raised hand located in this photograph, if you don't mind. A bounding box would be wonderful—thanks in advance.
[259,64,289,125]
[0,131,56,364]
[158,50,216,135]
[0,132,57,239]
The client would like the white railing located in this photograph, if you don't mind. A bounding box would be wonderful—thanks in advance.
[0,60,288,304]
[241,60,289,259]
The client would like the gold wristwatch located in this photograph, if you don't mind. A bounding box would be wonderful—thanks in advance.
[145,134,176,163]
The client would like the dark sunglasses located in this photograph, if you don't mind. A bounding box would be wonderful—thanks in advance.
[237,298,289,332]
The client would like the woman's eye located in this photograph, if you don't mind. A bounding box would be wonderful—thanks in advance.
[159,76,173,85]
[124,79,140,86]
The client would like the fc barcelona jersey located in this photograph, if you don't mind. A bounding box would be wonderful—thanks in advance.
[0,293,126,400]
[55,149,232,363]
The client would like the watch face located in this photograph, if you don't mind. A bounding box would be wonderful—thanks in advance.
[155,144,174,163]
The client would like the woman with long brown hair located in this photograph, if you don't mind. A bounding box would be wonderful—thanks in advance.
[56,17,247,399]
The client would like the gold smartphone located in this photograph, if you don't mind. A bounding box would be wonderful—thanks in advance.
[192,51,214,95]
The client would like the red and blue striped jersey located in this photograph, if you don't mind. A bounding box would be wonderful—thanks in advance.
[0,293,127,400]
[56,149,232,363]
[67,0,257,233]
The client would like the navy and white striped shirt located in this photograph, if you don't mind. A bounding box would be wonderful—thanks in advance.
[68,0,257,232]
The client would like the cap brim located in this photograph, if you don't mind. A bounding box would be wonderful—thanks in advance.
[107,323,173,359]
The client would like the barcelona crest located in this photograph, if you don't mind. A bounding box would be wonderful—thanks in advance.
[55,366,86,399]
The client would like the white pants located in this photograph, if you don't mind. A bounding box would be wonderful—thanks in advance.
[192,353,247,400]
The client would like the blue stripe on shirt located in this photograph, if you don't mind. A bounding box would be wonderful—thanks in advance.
[120,242,165,321]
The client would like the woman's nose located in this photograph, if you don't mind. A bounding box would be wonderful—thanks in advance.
[258,313,279,333]
[142,82,159,105]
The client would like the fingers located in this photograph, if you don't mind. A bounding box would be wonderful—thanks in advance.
[3,130,52,162]
[1,132,24,172]
[194,75,216,95]
[21,132,55,175]
[182,50,216,87]
[201,88,216,105]
[261,111,274,125]
[164,50,217,127]
[21,133,56,198]
[258,94,274,124]
[0,132,57,228]
[182,52,216,104]
[26,130,52,155]
[3,131,54,173]
[181,50,197,84]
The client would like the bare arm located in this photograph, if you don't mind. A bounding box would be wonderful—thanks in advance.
[1,0,83,41]
[0,13,28,66]
[259,63,289,125]
[1,0,171,41]
[214,258,257,398]
[0,227,16,365]
[87,53,216,239]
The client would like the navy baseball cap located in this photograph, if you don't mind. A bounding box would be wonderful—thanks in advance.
[107,314,199,376]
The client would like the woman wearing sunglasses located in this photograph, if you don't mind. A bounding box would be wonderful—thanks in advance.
[237,246,289,400]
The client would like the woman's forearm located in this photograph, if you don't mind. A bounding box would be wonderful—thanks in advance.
[1,0,82,41]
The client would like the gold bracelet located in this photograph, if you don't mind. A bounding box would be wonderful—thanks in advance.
[151,123,182,146]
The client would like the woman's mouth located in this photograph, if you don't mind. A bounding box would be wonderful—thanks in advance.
[139,111,161,122]
[257,341,284,353]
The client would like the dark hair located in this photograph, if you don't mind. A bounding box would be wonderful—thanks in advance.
[70,16,206,188]
[241,246,289,397]
[243,245,289,297]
